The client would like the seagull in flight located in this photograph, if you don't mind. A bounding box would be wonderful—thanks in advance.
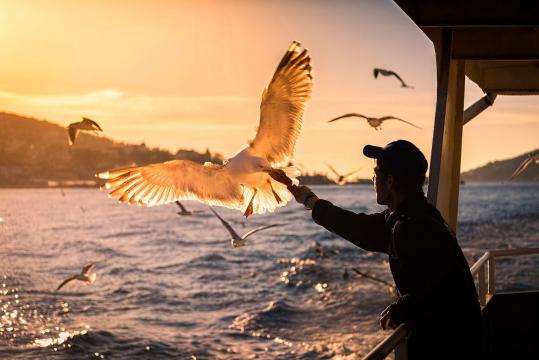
[328,113,420,131]
[373,68,413,89]
[67,117,103,145]
[175,201,203,216]
[326,164,362,185]
[506,151,538,182]
[97,41,312,217]
[56,262,97,291]
[209,207,282,248]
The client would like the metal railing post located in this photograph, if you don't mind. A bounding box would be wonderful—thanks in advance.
[487,257,496,300]
[477,265,487,306]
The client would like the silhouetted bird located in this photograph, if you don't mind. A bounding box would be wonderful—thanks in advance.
[328,113,421,131]
[506,151,538,182]
[326,163,362,185]
[56,262,97,291]
[175,201,203,216]
[67,117,103,145]
[209,207,282,248]
[373,68,413,88]
[97,41,312,217]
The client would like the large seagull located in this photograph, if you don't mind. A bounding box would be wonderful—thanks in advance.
[97,41,312,216]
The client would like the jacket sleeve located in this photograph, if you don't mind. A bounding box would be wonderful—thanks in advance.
[311,199,391,254]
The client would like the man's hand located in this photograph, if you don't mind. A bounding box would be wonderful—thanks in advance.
[380,305,397,330]
[288,185,318,208]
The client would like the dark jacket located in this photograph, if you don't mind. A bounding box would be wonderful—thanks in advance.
[312,195,483,359]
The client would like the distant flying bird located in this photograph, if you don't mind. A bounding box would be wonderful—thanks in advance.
[175,201,203,216]
[56,262,97,291]
[328,113,421,131]
[326,164,362,185]
[97,41,312,217]
[209,207,282,248]
[352,267,396,290]
[506,151,538,182]
[373,68,413,88]
[67,117,103,145]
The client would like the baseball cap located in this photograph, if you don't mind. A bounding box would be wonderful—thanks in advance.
[363,140,428,176]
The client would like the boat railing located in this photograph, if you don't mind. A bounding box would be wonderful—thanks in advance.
[362,247,539,360]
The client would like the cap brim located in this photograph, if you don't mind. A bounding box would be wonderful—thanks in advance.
[363,145,384,159]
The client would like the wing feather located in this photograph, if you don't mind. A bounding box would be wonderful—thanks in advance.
[97,160,245,210]
[250,41,313,166]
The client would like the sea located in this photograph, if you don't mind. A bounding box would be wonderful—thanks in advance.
[0,183,537,359]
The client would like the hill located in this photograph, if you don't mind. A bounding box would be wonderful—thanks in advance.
[461,149,539,182]
[0,112,224,187]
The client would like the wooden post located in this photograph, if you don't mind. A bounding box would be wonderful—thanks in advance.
[427,28,466,231]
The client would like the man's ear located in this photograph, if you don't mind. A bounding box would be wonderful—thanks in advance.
[386,174,395,190]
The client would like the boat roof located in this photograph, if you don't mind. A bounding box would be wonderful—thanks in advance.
[393,0,539,95]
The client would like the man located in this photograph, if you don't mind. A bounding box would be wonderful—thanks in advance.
[279,140,483,359]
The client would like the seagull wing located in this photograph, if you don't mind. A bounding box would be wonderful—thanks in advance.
[387,71,407,86]
[97,160,244,210]
[57,276,77,291]
[67,125,79,145]
[250,41,313,166]
[378,116,421,129]
[328,113,369,123]
[507,157,534,181]
[242,224,282,240]
[175,201,188,212]
[325,163,341,177]
[209,207,241,240]
[81,262,96,275]
[81,117,103,131]
[343,167,362,179]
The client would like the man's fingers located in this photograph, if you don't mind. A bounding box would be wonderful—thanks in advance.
[269,169,293,186]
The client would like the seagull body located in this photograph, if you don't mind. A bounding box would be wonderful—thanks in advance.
[328,113,420,131]
[326,164,361,185]
[97,41,312,216]
[373,68,413,89]
[507,151,538,182]
[67,117,103,145]
[209,207,281,248]
[56,262,97,291]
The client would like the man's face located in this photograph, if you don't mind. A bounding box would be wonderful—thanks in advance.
[374,162,390,205]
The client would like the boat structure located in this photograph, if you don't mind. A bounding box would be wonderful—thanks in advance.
[363,1,539,359]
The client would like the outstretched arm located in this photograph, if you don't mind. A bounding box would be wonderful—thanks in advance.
[287,184,390,253]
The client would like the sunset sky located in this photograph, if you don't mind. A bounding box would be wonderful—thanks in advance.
[1,0,537,176]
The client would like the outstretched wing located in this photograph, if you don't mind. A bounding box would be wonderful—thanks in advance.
[250,41,313,166]
[209,207,240,240]
[507,157,534,181]
[343,167,362,179]
[97,160,244,210]
[57,276,77,291]
[325,163,340,177]
[242,224,282,240]
[81,262,96,275]
[328,113,369,123]
[67,126,79,145]
[379,116,421,129]
[81,117,103,131]
[175,201,187,212]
